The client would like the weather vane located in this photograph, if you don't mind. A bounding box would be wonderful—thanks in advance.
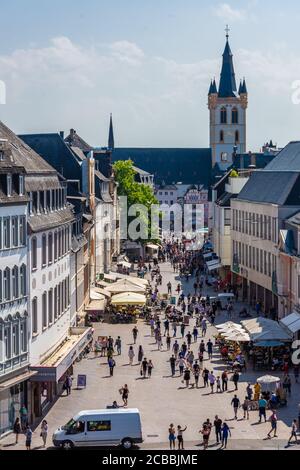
[225,24,230,39]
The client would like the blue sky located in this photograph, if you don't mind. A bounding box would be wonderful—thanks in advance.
[0,0,300,150]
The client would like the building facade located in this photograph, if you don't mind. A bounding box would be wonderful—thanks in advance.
[0,137,30,437]
[208,32,248,170]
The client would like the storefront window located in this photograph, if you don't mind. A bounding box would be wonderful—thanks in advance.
[0,383,26,436]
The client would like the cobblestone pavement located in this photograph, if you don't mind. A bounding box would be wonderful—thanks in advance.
[1,262,299,451]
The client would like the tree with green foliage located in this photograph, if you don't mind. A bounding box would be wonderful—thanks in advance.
[113,160,159,243]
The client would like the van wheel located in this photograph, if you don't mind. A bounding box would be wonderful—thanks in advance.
[122,438,133,449]
[61,440,74,450]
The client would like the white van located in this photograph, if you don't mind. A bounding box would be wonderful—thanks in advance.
[52,408,143,449]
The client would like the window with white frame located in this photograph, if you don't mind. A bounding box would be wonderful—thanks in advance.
[12,266,19,299]
[20,265,26,296]
[3,217,10,248]
[42,234,47,266]
[12,216,18,247]
[32,298,38,335]
[42,292,47,328]
[3,267,11,301]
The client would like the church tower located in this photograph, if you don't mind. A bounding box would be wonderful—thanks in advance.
[208,27,248,169]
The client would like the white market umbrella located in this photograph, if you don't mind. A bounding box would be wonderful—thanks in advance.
[257,375,281,385]
[216,322,244,330]
[225,332,250,342]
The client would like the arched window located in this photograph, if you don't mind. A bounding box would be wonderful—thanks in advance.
[54,231,58,261]
[220,130,224,142]
[62,228,65,256]
[12,322,19,356]
[0,270,2,302]
[20,265,26,296]
[42,234,47,266]
[12,266,19,299]
[48,233,53,264]
[42,292,47,328]
[54,286,58,321]
[31,237,37,270]
[32,298,38,335]
[235,130,239,143]
[232,107,238,124]
[3,267,11,301]
[48,289,53,324]
[220,107,227,124]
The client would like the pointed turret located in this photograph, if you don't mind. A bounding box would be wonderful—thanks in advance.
[218,37,237,98]
[208,79,218,95]
[240,78,247,94]
[108,113,114,150]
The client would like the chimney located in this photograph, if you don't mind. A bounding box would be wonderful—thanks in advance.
[70,129,76,138]
[59,131,64,140]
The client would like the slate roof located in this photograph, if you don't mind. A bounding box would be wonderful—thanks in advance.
[1,122,56,174]
[64,129,93,153]
[286,211,300,226]
[237,171,300,205]
[218,40,238,98]
[113,148,212,187]
[264,141,300,172]
[28,206,75,233]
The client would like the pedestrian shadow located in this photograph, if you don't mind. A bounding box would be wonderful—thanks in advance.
[101,375,113,379]
[2,443,17,447]
[32,445,45,450]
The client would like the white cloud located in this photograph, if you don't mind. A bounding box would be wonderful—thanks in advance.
[213,3,246,22]
[0,36,300,150]
[109,41,145,65]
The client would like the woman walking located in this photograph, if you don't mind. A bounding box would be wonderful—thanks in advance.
[242,397,250,420]
[13,417,21,444]
[148,360,154,378]
[221,422,231,449]
[25,425,33,451]
[120,384,129,407]
[128,346,135,366]
[183,368,191,388]
[168,423,176,450]
[40,420,48,448]
[138,345,144,363]
[177,425,187,450]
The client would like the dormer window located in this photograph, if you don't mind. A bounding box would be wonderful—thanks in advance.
[7,174,12,197]
[19,175,24,196]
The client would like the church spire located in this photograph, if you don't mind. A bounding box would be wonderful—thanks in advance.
[218,26,237,98]
[108,113,114,150]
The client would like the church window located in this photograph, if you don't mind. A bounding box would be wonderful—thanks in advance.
[235,131,239,143]
[220,130,224,142]
[220,107,227,124]
[232,107,238,124]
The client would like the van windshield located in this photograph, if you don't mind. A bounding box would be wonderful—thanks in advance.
[62,419,76,431]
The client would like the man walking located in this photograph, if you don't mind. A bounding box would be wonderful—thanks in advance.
[115,336,122,355]
[267,410,278,438]
[231,395,240,420]
[287,419,298,446]
[108,357,116,376]
[207,339,213,360]
[258,396,267,423]
[132,326,138,344]
[170,355,176,377]
[214,415,222,444]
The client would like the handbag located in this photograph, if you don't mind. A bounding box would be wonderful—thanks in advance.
[140,369,143,376]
